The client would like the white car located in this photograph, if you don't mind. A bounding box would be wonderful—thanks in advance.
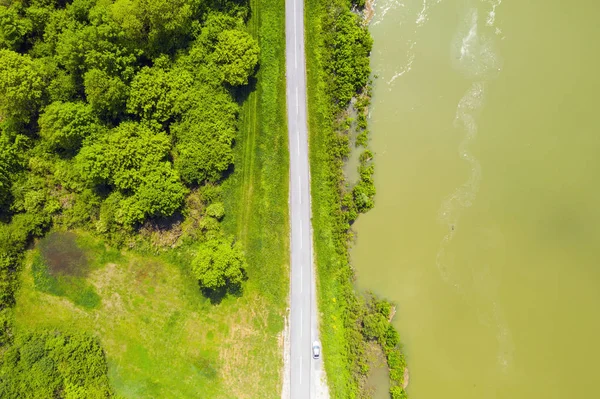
[312,340,321,359]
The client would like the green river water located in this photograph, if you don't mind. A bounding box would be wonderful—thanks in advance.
[351,0,600,397]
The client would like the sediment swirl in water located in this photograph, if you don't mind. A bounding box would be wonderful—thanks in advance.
[436,3,513,372]
[450,7,502,79]
[374,0,445,88]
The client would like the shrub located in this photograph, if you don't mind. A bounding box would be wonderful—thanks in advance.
[0,330,113,398]
[192,235,247,291]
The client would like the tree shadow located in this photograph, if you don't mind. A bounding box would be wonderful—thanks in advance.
[211,0,251,21]
[200,282,243,305]
[234,74,258,106]
[0,199,13,224]
[220,161,236,182]
[200,270,248,305]
[142,212,185,231]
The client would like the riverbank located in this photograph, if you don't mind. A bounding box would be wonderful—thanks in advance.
[305,0,408,397]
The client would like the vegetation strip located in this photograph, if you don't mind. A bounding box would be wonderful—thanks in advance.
[223,0,289,305]
[305,0,409,397]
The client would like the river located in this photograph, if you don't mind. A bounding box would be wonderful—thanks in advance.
[351,0,600,397]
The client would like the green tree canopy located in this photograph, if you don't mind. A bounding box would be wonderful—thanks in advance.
[84,68,129,121]
[76,122,187,225]
[172,86,238,184]
[212,29,259,86]
[362,312,388,342]
[205,202,224,220]
[75,122,171,190]
[116,164,188,225]
[327,10,372,108]
[0,5,32,51]
[0,331,112,398]
[46,67,78,103]
[192,235,246,290]
[110,0,197,54]
[126,65,193,124]
[0,49,45,124]
[39,101,100,152]
[0,138,16,208]
[194,12,241,53]
[54,6,139,81]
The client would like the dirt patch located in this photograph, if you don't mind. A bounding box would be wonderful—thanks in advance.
[389,305,397,322]
[88,263,126,314]
[364,0,375,25]
[89,263,119,292]
[280,310,290,399]
[38,232,88,277]
[139,218,184,250]
[132,260,161,285]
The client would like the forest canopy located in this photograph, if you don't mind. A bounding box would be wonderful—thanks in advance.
[0,0,258,395]
[0,0,258,230]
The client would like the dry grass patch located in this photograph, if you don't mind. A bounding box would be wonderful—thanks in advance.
[218,293,270,398]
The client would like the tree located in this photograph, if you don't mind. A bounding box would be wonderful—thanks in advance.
[76,121,170,189]
[212,29,259,86]
[110,0,196,54]
[362,312,388,342]
[116,164,188,225]
[390,386,407,399]
[0,49,44,123]
[384,324,400,349]
[353,162,375,213]
[171,87,238,184]
[55,8,139,81]
[205,202,224,220]
[76,122,187,225]
[173,131,234,184]
[0,331,113,398]
[194,12,242,53]
[324,8,372,109]
[84,68,129,121]
[127,66,193,124]
[0,5,32,51]
[39,101,100,152]
[0,139,15,208]
[192,235,246,290]
[84,7,140,80]
[53,22,87,77]
[47,68,78,103]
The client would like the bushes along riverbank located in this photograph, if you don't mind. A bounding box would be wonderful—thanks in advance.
[305,0,408,397]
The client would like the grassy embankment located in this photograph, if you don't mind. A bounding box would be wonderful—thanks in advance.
[305,0,409,398]
[222,0,289,314]
[305,1,357,393]
[221,0,290,390]
[12,0,289,397]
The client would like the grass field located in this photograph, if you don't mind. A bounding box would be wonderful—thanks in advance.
[15,232,280,398]
[221,0,290,393]
[12,0,289,397]
[223,0,289,306]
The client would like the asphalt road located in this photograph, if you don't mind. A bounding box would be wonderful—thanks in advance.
[285,0,319,397]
